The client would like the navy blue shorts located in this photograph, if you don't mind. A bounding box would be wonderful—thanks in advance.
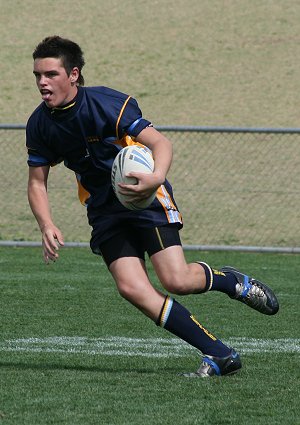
[88,189,183,267]
[95,224,182,267]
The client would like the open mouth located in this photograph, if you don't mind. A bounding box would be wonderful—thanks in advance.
[40,89,52,101]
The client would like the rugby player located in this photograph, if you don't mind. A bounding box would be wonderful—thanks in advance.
[26,36,279,377]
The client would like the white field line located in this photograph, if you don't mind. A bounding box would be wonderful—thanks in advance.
[0,337,299,358]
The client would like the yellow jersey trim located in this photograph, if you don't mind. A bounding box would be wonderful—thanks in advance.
[115,96,131,139]
[51,101,76,113]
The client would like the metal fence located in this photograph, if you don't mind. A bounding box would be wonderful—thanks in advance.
[1,124,299,250]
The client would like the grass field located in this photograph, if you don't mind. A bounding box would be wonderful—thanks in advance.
[0,247,299,424]
[1,0,300,127]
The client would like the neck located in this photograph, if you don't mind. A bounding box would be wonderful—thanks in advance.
[51,90,78,114]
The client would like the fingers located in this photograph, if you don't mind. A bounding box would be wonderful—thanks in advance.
[119,172,158,197]
[54,229,64,247]
[42,227,64,264]
[118,183,151,202]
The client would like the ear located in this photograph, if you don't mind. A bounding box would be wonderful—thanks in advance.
[70,67,80,84]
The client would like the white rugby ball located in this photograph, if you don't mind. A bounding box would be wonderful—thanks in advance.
[111,145,157,210]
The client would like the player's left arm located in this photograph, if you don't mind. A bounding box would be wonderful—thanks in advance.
[119,126,173,199]
[136,126,173,183]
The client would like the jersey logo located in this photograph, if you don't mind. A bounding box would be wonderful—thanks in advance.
[86,136,101,143]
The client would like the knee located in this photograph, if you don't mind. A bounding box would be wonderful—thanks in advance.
[117,280,137,302]
[117,278,149,304]
[160,273,187,295]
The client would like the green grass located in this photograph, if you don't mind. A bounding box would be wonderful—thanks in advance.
[1,0,300,127]
[0,247,299,424]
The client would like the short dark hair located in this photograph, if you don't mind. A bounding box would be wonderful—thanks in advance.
[33,36,85,85]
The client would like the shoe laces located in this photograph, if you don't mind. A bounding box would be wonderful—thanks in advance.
[247,281,265,298]
[237,280,265,299]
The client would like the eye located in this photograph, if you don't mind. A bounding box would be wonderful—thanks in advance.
[45,71,59,78]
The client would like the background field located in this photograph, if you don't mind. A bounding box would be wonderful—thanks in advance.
[1,0,300,246]
[1,0,300,127]
[0,247,299,424]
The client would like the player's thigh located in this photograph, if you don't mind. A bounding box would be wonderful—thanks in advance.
[150,245,191,292]
[98,230,164,315]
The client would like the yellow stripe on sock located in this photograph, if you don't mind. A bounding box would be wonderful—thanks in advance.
[198,261,213,292]
[160,296,173,327]
[190,315,217,341]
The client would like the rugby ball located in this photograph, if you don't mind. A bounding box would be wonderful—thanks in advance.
[111,145,157,210]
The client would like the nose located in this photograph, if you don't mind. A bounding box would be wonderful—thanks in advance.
[39,74,47,86]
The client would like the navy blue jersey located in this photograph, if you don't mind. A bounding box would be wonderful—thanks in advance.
[26,85,182,229]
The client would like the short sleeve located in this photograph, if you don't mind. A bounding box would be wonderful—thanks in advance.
[26,112,61,166]
[116,96,151,139]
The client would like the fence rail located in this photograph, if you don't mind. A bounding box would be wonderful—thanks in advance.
[1,124,299,250]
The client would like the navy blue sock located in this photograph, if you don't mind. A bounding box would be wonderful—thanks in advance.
[198,262,237,297]
[156,296,231,357]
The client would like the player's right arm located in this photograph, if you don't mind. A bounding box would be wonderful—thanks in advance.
[28,165,64,263]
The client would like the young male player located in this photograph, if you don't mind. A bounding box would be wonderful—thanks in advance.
[26,36,279,377]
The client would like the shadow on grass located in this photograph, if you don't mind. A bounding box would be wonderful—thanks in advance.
[0,360,179,375]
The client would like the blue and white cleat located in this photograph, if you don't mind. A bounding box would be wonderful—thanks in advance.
[183,349,242,378]
[220,266,279,315]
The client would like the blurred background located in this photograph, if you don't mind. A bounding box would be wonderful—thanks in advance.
[1,0,299,247]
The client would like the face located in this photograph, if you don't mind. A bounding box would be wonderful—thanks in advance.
[33,57,79,108]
